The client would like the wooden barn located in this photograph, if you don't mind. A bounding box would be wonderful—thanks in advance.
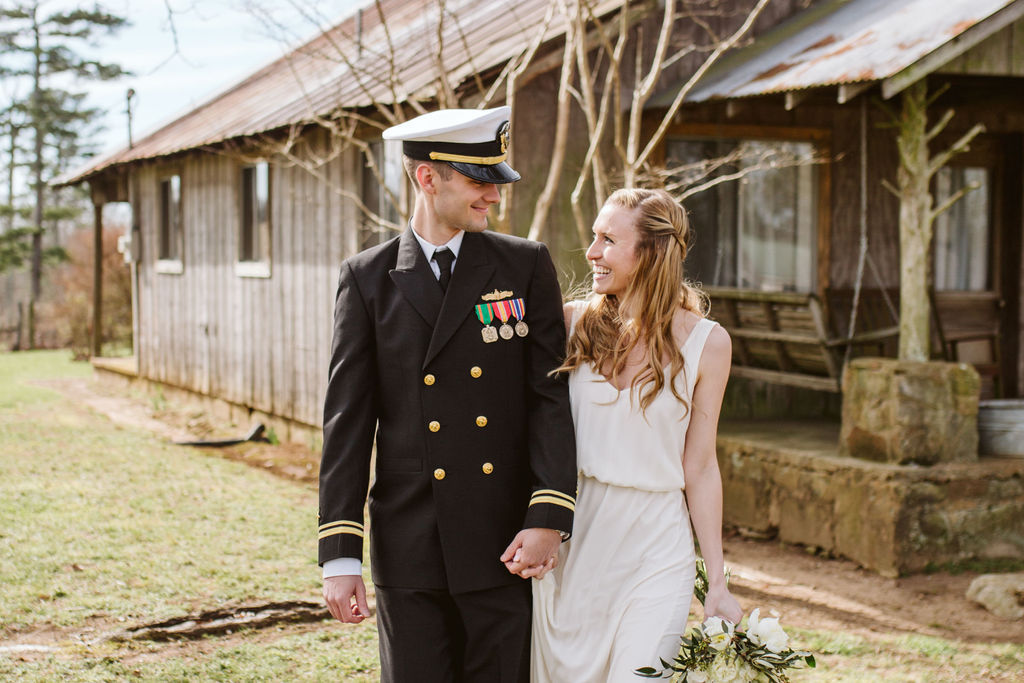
[59,0,1024,573]
[59,0,822,435]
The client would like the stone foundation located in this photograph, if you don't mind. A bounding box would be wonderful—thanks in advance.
[840,358,980,465]
[719,419,1024,577]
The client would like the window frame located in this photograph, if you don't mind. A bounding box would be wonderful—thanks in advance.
[661,122,832,295]
[155,170,184,275]
[236,160,272,279]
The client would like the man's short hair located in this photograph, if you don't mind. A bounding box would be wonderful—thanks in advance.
[403,155,453,187]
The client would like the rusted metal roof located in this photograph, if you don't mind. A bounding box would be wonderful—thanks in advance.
[61,0,624,185]
[653,0,1024,106]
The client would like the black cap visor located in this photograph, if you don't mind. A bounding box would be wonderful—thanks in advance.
[448,160,520,184]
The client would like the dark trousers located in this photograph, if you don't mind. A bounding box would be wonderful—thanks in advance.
[375,581,532,683]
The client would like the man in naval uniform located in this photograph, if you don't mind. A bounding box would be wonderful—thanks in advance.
[318,106,576,683]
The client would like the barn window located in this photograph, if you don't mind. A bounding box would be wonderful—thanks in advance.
[237,161,271,278]
[359,139,403,251]
[156,173,183,274]
[666,136,820,292]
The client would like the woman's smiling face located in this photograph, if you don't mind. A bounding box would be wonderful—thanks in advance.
[586,203,641,297]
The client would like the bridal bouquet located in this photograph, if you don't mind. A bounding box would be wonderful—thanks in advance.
[635,560,815,682]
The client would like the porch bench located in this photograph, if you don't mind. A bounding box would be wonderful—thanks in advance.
[705,287,899,392]
[826,287,1004,396]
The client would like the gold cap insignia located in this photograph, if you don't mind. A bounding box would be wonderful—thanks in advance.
[498,121,510,154]
[481,289,513,301]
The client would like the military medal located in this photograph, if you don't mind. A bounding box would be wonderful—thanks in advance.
[475,303,499,343]
[510,298,529,338]
[494,300,515,340]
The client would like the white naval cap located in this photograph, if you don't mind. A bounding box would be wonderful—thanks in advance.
[382,106,520,184]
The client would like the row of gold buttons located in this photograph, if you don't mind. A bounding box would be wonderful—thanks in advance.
[434,463,494,480]
[423,366,483,386]
[428,417,488,432]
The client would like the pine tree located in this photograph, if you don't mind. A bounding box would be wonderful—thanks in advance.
[0,2,127,348]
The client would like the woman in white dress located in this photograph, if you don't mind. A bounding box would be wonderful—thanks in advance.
[530,188,742,682]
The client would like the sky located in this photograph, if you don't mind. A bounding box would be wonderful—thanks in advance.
[2,0,365,162]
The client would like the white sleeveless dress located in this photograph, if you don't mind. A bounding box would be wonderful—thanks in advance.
[531,312,719,682]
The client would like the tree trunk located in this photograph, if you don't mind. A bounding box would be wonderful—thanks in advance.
[28,8,43,350]
[896,81,933,362]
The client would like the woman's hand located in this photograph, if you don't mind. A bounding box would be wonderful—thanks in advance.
[703,583,743,624]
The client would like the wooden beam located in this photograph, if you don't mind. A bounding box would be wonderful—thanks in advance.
[729,366,840,393]
[784,90,808,111]
[882,1,1024,99]
[91,200,103,358]
[837,82,873,104]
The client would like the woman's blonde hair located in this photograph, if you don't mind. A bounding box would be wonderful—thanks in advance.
[558,188,707,414]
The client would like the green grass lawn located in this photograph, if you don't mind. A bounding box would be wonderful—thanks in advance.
[0,351,378,680]
[1,351,1021,682]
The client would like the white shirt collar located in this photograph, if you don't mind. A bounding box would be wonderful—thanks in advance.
[411,225,464,264]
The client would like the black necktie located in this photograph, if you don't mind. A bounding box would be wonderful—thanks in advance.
[433,247,455,292]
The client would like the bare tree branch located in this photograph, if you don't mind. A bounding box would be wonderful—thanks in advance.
[527,12,577,241]
[927,122,984,176]
[929,180,981,223]
[924,108,954,143]
[635,0,772,173]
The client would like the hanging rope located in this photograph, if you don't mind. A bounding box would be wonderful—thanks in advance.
[843,96,871,371]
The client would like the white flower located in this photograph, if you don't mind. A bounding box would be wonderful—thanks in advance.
[703,617,735,652]
[708,655,743,683]
[686,669,709,682]
[746,608,790,654]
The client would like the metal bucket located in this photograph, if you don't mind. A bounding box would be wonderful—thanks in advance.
[978,399,1024,457]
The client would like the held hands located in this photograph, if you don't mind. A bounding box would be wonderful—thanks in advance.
[702,582,743,625]
[500,528,561,580]
[323,575,370,624]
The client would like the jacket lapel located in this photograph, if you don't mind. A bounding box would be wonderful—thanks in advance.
[389,228,443,328]
[424,232,495,369]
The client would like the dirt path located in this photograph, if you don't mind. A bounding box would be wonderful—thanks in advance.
[43,374,1024,646]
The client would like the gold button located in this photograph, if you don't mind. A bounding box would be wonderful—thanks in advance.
[482,462,494,475]
[470,366,482,378]
[424,374,436,386]
[476,416,488,428]
[434,468,446,480]
[428,421,440,432]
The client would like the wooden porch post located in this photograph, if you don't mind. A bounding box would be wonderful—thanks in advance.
[91,185,104,358]
[895,81,932,361]
[888,80,985,361]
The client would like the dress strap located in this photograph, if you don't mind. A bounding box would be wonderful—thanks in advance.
[567,299,587,337]
[682,318,717,355]
[682,318,718,394]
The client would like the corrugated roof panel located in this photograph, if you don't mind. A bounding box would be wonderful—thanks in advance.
[62,0,622,184]
[658,0,1020,104]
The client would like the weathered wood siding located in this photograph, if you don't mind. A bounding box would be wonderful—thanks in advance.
[134,141,361,427]
[938,17,1024,77]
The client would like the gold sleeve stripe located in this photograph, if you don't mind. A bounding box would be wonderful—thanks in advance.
[318,527,364,541]
[531,489,576,504]
[318,520,364,532]
[528,495,576,511]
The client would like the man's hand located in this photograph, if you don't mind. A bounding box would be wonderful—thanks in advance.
[500,528,561,578]
[323,575,370,624]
